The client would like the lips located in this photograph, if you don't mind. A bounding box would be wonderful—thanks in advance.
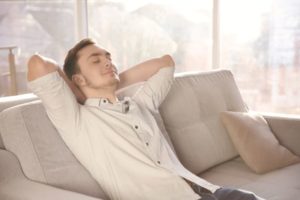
[103,69,116,75]
[106,70,114,74]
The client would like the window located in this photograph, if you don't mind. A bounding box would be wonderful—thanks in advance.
[220,0,300,114]
[0,0,76,96]
[87,0,212,73]
[1,0,299,114]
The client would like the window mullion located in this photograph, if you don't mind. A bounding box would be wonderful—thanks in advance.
[212,0,220,69]
[75,0,88,40]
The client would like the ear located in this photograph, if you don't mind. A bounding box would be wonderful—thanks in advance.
[72,74,86,87]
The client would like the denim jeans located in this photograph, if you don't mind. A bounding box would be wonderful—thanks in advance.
[191,184,264,200]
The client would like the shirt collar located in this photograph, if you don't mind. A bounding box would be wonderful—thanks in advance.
[84,96,131,113]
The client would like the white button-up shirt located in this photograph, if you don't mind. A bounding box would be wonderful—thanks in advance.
[28,66,219,200]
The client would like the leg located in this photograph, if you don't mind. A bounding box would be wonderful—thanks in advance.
[214,187,264,200]
[191,184,264,200]
[191,184,218,200]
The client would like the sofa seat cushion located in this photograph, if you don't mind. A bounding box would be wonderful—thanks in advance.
[200,157,300,200]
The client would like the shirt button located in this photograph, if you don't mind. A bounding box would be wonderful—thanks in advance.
[157,161,161,164]
[103,99,107,103]
[146,142,149,146]
[134,125,139,129]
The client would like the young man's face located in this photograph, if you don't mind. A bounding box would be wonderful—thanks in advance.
[74,44,120,90]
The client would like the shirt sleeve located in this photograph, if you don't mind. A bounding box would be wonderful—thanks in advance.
[132,66,175,113]
[27,71,80,140]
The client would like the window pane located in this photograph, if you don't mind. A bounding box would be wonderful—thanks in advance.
[0,0,76,97]
[221,0,300,114]
[88,0,212,73]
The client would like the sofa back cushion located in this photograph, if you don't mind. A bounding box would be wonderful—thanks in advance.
[0,130,3,149]
[0,93,38,149]
[159,69,248,174]
[0,101,107,199]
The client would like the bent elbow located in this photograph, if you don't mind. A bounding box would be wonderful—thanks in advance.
[28,54,43,69]
[161,54,175,67]
[27,54,57,81]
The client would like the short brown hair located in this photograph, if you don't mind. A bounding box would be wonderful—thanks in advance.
[63,38,95,80]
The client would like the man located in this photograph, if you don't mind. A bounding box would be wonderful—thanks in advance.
[27,38,263,200]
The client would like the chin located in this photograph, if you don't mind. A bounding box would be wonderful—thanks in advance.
[110,78,120,87]
[113,75,120,83]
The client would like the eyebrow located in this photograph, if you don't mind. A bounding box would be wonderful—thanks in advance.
[87,51,111,61]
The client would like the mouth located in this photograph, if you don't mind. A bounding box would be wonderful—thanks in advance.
[103,69,118,77]
[105,70,115,75]
[103,64,118,76]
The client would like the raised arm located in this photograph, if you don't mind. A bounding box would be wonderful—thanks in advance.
[117,54,175,90]
[27,54,86,104]
[27,54,83,139]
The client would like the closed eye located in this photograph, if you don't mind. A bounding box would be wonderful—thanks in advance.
[106,52,111,60]
[93,59,100,63]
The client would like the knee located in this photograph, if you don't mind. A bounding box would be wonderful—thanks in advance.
[248,193,263,200]
[248,193,257,200]
[240,190,262,200]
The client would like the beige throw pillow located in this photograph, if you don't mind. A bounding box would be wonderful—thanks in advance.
[221,111,300,174]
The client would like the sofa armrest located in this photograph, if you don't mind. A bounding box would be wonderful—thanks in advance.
[0,93,38,112]
[262,113,300,156]
[0,150,103,200]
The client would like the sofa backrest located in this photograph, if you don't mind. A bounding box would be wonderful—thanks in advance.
[159,69,248,174]
[0,129,3,149]
[0,101,108,199]
[0,93,38,149]
[0,93,38,112]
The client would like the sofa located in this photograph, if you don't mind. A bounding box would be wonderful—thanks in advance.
[0,69,299,200]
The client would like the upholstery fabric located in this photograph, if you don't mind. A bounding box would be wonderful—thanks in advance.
[220,111,300,173]
[264,114,300,156]
[201,157,300,200]
[0,150,102,200]
[0,93,38,149]
[0,93,38,112]
[0,101,107,199]
[0,130,3,149]
[159,70,248,174]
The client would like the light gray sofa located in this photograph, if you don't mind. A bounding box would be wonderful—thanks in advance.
[0,69,299,200]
